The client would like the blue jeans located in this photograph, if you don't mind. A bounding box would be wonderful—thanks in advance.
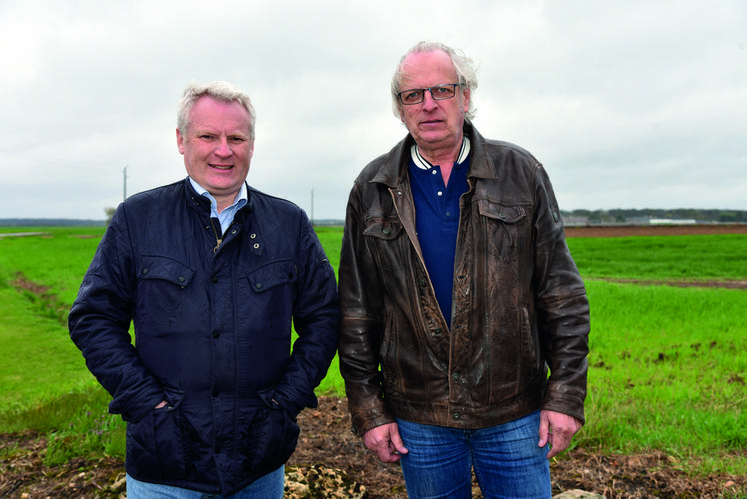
[395,411,551,499]
[126,465,284,499]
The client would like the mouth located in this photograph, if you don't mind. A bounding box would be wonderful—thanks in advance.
[209,164,234,170]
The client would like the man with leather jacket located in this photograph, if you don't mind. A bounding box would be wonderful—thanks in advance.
[69,81,340,498]
[338,42,590,498]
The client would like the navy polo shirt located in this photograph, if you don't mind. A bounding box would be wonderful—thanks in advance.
[409,138,471,328]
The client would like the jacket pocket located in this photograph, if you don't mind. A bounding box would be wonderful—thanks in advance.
[478,201,526,257]
[241,393,300,477]
[363,218,405,271]
[136,255,196,318]
[126,389,187,480]
[245,258,297,292]
[138,255,196,287]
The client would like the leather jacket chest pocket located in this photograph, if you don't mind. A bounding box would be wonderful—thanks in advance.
[246,258,297,293]
[363,219,405,271]
[478,201,527,257]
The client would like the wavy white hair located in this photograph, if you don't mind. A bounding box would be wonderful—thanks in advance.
[390,41,478,120]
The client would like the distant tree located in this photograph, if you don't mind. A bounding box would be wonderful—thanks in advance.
[719,211,737,223]
[105,207,116,226]
[562,208,747,224]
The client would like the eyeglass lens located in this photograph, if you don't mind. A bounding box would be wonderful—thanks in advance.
[400,84,457,105]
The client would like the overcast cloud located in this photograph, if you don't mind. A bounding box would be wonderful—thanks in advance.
[1,0,745,221]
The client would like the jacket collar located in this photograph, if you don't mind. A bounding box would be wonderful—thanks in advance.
[371,120,494,187]
[410,137,470,171]
[183,177,254,219]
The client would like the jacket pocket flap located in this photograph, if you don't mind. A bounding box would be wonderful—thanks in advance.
[246,258,297,292]
[138,256,196,287]
[478,201,526,223]
[161,386,186,411]
[363,219,403,240]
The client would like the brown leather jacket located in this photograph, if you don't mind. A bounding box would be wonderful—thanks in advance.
[338,122,590,436]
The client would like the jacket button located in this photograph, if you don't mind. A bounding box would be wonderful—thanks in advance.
[382,227,391,235]
[453,413,462,420]
[141,268,149,275]
[256,283,263,289]
[178,276,185,283]
[212,331,220,339]
[433,328,442,336]
[211,276,218,283]
[418,279,427,287]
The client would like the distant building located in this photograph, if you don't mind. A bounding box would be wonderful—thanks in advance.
[562,216,589,226]
[649,219,697,225]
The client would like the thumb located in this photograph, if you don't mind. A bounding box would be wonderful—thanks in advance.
[389,426,409,455]
[538,412,551,448]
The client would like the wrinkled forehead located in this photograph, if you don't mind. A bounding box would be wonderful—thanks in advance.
[399,50,457,88]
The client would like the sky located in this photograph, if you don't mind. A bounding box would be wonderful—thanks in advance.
[1,0,745,221]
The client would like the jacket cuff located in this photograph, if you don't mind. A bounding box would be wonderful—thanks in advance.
[541,391,586,425]
[350,407,396,438]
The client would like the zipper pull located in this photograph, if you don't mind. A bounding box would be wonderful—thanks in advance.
[210,218,223,254]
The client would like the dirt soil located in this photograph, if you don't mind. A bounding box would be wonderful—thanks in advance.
[2,224,745,498]
[1,397,746,498]
[563,223,747,238]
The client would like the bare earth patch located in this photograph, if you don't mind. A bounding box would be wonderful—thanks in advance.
[1,397,745,498]
[564,223,747,238]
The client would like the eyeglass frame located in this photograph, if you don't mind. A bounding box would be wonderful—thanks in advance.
[397,83,461,105]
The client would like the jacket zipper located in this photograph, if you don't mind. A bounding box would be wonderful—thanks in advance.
[209,218,223,253]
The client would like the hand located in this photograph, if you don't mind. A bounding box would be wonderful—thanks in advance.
[538,410,582,459]
[362,423,409,463]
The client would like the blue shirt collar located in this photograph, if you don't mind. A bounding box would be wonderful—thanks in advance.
[188,177,248,233]
[410,137,471,170]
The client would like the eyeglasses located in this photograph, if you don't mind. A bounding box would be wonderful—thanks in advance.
[397,83,460,105]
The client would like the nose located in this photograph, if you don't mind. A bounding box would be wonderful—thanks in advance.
[421,91,438,110]
[214,137,233,157]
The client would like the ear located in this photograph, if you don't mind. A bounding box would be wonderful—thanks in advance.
[462,87,471,114]
[176,128,185,154]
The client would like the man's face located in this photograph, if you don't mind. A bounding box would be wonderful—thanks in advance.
[398,50,470,153]
[177,96,254,208]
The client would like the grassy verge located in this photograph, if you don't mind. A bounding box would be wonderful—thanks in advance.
[579,280,746,475]
[1,226,744,476]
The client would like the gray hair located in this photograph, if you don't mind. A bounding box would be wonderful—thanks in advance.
[177,81,256,140]
[391,41,478,120]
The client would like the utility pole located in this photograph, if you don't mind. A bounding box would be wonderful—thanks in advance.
[123,165,128,201]
[310,189,315,226]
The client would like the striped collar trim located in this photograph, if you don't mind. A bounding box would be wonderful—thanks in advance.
[410,137,471,170]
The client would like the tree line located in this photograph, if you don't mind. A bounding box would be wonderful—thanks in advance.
[560,209,747,224]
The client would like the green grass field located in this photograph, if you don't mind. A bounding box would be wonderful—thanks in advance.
[1,227,745,475]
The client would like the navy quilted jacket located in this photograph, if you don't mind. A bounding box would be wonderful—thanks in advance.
[69,178,340,494]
